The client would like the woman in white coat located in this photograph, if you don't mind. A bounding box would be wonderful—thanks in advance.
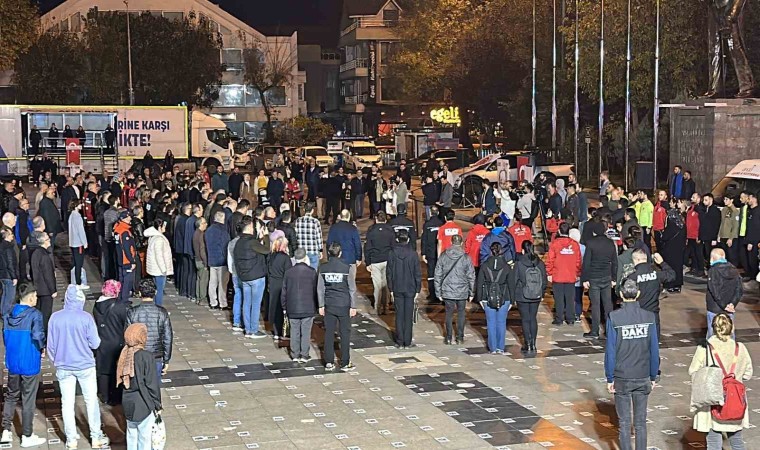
[688,313,752,450]
[145,218,173,306]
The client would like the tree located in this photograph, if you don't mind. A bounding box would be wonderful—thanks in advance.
[14,32,87,104]
[0,0,39,71]
[274,116,334,147]
[242,36,297,143]
[14,9,223,107]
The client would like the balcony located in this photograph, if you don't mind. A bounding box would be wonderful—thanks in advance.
[341,95,366,113]
[339,19,399,46]
[339,58,369,80]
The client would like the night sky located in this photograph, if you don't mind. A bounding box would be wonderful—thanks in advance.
[38,0,343,46]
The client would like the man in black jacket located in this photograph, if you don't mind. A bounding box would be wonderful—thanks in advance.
[581,220,618,339]
[421,205,444,301]
[126,279,173,383]
[234,220,270,338]
[744,192,760,280]
[29,232,55,330]
[276,211,299,255]
[388,204,417,251]
[322,172,342,225]
[681,170,696,201]
[228,199,249,239]
[0,227,18,317]
[626,250,675,339]
[364,211,395,314]
[706,248,742,339]
[318,243,357,371]
[281,248,318,363]
[697,193,721,277]
[173,203,190,296]
[386,230,422,349]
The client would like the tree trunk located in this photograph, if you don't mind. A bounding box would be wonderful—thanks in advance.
[259,89,274,143]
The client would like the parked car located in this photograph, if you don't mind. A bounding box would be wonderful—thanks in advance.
[344,141,383,170]
[297,146,333,168]
[409,148,478,175]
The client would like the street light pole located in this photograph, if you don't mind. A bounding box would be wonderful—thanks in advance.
[624,0,631,191]
[124,0,135,105]
[598,0,605,176]
[531,0,537,148]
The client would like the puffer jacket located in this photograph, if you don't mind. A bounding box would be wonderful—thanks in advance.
[126,302,173,363]
[145,227,173,277]
[434,245,476,300]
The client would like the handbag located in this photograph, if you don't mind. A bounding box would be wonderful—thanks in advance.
[152,412,166,450]
[690,345,725,411]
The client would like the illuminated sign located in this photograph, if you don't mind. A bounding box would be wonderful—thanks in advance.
[430,107,460,124]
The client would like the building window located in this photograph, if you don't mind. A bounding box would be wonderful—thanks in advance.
[380,77,402,101]
[70,13,82,32]
[383,9,399,24]
[163,11,183,21]
[215,85,245,107]
[267,87,287,106]
[298,84,304,101]
[380,42,397,67]
[245,86,262,106]
[222,49,243,71]
[60,18,69,32]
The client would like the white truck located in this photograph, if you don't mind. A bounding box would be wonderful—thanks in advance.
[0,105,234,177]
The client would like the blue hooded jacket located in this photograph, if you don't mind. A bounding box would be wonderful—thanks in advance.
[3,304,45,376]
[479,227,516,266]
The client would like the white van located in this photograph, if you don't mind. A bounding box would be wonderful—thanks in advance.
[712,159,760,201]
[344,141,382,170]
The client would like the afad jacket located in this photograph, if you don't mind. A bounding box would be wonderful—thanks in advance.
[545,236,581,284]
[114,221,137,267]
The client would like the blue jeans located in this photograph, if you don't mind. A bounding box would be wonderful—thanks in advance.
[153,275,166,306]
[232,275,243,326]
[707,311,735,339]
[155,361,163,387]
[613,378,652,450]
[242,277,266,334]
[483,301,510,352]
[126,412,155,450]
[308,253,320,270]
[56,367,104,443]
[1,279,15,317]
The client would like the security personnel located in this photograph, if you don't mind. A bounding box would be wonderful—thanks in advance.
[421,205,444,301]
[625,250,675,339]
[604,279,659,450]
[388,203,417,250]
[114,211,137,303]
[318,242,357,372]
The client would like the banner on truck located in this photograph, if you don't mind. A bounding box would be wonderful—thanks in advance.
[116,108,186,159]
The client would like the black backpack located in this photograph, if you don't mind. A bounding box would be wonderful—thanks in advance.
[522,263,544,300]
[483,265,505,309]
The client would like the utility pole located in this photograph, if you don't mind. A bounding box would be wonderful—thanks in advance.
[124,0,135,105]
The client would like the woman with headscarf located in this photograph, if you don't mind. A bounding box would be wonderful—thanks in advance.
[93,280,129,405]
[267,236,292,341]
[660,198,686,293]
[117,323,162,450]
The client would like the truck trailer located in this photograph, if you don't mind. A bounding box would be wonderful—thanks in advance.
[0,105,234,178]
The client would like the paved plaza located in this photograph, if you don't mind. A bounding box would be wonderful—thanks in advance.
[2,230,760,450]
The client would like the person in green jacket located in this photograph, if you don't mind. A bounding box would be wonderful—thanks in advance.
[718,195,740,266]
[634,191,654,251]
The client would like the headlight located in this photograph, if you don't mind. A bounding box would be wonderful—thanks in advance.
[357,158,366,163]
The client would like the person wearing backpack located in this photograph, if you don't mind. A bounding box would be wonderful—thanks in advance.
[515,240,547,356]
[476,242,516,354]
[688,313,752,450]
[434,234,475,345]
[605,279,659,450]
[546,222,582,326]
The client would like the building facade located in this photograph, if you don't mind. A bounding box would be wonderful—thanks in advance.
[40,0,306,141]
[297,45,340,118]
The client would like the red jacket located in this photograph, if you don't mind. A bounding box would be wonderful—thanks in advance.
[686,205,700,240]
[464,224,489,267]
[653,201,667,231]
[546,236,582,283]
[83,191,96,223]
[507,223,533,254]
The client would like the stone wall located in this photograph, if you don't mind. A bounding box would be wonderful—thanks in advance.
[670,99,760,194]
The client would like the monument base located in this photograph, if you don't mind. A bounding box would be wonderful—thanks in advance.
[669,98,760,193]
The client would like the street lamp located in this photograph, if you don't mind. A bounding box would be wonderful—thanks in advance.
[124,0,135,105]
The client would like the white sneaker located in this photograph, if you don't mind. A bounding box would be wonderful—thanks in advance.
[1,429,12,443]
[65,439,78,449]
[21,434,47,447]
[91,434,110,449]
[78,284,90,290]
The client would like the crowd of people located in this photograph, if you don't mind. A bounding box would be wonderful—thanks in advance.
[0,152,754,450]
